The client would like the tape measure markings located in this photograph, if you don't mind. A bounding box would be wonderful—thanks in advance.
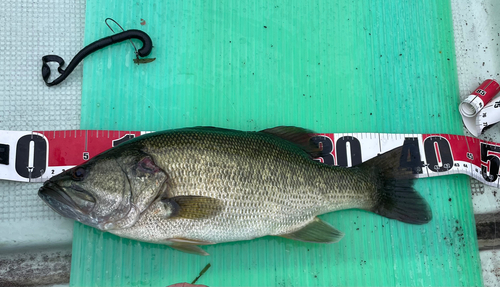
[3,130,500,187]
[460,79,500,136]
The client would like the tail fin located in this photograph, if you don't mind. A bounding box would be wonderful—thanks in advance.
[360,147,432,225]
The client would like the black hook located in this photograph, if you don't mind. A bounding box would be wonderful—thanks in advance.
[42,29,153,86]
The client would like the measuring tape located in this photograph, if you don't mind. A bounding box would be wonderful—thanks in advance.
[1,130,500,188]
[460,79,500,136]
[0,130,147,183]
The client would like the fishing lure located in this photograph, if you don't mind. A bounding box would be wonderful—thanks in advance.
[42,18,154,86]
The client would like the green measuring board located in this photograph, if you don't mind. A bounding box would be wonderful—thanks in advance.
[71,0,483,286]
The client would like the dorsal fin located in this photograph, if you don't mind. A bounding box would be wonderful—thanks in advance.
[260,126,321,157]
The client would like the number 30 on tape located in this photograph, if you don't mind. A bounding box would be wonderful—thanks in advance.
[1,130,500,188]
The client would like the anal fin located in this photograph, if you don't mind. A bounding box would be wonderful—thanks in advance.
[279,217,344,243]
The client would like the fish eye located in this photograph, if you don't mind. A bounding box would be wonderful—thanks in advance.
[71,167,86,181]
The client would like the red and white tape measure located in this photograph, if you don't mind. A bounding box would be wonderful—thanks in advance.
[0,130,148,183]
[1,130,500,187]
[460,79,500,136]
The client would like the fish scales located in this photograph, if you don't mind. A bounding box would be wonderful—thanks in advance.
[113,129,373,243]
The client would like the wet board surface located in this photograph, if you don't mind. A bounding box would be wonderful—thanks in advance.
[70,0,483,286]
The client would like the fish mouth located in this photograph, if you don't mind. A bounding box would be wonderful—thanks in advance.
[38,181,98,227]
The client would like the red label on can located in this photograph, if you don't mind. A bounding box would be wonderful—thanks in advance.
[471,79,500,104]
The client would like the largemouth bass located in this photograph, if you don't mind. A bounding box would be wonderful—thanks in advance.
[38,126,431,255]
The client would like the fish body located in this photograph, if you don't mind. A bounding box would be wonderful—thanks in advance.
[39,127,431,255]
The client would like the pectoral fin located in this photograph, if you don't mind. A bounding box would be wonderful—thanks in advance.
[167,238,213,256]
[279,217,344,243]
[161,196,223,219]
